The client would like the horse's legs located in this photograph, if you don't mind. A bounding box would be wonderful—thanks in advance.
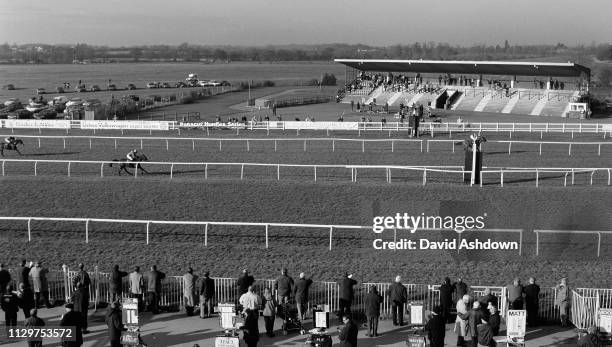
[15,148,21,156]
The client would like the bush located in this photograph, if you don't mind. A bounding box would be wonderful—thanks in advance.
[321,73,337,86]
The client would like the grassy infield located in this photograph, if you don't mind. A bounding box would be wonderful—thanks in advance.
[0,127,610,288]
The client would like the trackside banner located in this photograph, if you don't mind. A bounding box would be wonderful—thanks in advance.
[80,120,172,130]
[2,119,71,129]
[178,122,247,129]
[274,121,359,130]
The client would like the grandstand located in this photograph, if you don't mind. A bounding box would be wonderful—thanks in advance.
[335,59,591,118]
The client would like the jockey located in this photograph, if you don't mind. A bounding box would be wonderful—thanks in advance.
[4,136,15,145]
[126,149,139,161]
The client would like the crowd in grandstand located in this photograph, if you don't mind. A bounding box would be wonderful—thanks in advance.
[0,261,605,346]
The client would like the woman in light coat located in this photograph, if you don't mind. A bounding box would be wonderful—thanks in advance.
[454,294,470,346]
[555,278,570,327]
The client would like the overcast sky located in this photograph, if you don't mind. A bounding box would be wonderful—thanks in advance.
[1,0,611,46]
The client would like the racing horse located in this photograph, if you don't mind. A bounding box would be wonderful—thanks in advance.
[0,139,24,156]
[109,153,150,176]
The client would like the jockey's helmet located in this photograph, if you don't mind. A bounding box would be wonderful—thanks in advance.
[133,149,138,153]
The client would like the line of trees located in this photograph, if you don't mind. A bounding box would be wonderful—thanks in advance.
[0,42,610,64]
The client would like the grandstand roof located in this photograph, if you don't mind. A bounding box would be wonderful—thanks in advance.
[334,59,590,77]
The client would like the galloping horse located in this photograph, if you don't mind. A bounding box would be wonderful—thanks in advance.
[109,153,150,176]
[0,139,24,156]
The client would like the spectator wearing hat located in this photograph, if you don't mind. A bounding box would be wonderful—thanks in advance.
[439,277,454,323]
[0,263,10,296]
[365,285,383,337]
[17,282,35,318]
[61,303,83,347]
[237,269,255,296]
[72,263,90,334]
[183,267,197,316]
[387,275,408,326]
[110,265,128,303]
[25,308,45,347]
[1,284,19,327]
[293,273,313,321]
[129,266,145,311]
[199,271,215,318]
[29,262,51,309]
[146,265,165,314]
[506,278,524,310]
[106,302,126,347]
[338,273,357,319]
[275,268,294,304]
[425,306,446,347]
[523,277,540,327]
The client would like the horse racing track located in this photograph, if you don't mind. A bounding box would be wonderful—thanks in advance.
[0,129,610,288]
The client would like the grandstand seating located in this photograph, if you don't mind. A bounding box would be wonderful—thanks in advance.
[453,93,483,111]
[482,94,511,113]
[538,91,578,117]
[510,94,541,115]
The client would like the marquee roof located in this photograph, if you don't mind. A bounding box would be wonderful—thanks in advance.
[334,59,590,77]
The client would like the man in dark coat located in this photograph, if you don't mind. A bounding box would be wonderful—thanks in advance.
[338,273,357,318]
[72,263,91,334]
[477,318,495,347]
[439,277,453,323]
[60,303,83,347]
[199,271,215,318]
[523,277,540,327]
[460,301,485,347]
[387,275,407,326]
[146,265,165,314]
[106,302,126,347]
[478,288,498,320]
[293,272,313,321]
[241,309,259,347]
[488,305,501,336]
[365,285,383,337]
[0,263,10,295]
[338,314,358,347]
[17,283,35,318]
[24,308,45,347]
[17,260,32,288]
[237,269,255,295]
[1,284,19,327]
[425,306,446,347]
[453,278,468,299]
[110,265,128,303]
[274,268,294,304]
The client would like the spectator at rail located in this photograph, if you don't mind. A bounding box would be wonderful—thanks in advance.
[476,317,495,347]
[338,272,357,319]
[72,263,90,334]
[350,100,354,111]
[439,277,453,323]
[387,275,408,326]
[478,288,498,318]
[1,284,19,327]
[293,272,313,321]
[356,102,361,112]
[110,265,128,303]
[241,308,260,347]
[425,305,446,347]
[146,265,165,314]
[577,326,602,347]
[487,304,501,336]
[460,301,485,347]
[17,282,35,318]
[365,285,383,337]
[454,277,469,300]
[237,269,255,295]
[275,268,294,304]
[129,266,145,311]
[60,303,83,347]
[199,271,214,319]
[0,263,11,296]
[17,260,32,288]
[106,301,126,347]
[183,267,197,316]
[455,294,470,347]
[555,278,570,327]
[239,285,261,317]
[524,277,540,327]
[507,277,524,310]
[29,262,51,309]
[338,314,358,347]
[262,287,277,337]
[24,308,45,347]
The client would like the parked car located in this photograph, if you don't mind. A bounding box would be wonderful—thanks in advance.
[56,86,65,93]
[33,108,58,119]
[3,84,15,90]
[127,83,137,90]
[175,81,187,88]
[146,82,159,89]
[37,88,46,94]
[90,85,101,92]
[107,84,117,91]
[161,82,172,88]
[75,84,87,92]
[198,80,210,87]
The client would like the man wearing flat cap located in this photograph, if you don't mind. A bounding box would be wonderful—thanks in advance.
[60,303,83,346]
